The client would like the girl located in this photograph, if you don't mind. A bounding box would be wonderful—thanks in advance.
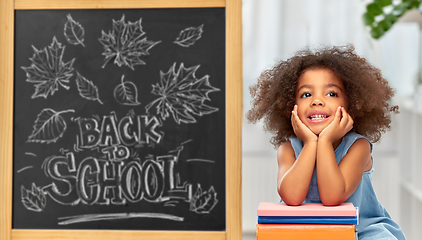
[246,45,406,239]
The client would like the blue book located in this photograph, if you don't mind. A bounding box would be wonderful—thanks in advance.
[258,215,358,225]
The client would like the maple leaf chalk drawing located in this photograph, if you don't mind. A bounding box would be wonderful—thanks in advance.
[190,185,218,214]
[27,108,75,144]
[99,15,161,70]
[174,24,204,47]
[114,75,140,106]
[146,63,220,124]
[21,183,47,212]
[64,14,85,47]
[75,72,103,104]
[22,37,75,99]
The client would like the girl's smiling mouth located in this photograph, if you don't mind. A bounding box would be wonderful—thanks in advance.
[309,114,328,120]
[307,112,330,123]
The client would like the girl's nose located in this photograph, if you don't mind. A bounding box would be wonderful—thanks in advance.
[312,99,323,106]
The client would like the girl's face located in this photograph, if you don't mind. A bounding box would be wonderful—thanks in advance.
[295,68,348,135]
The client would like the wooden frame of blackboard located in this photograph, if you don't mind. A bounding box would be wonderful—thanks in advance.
[0,0,242,239]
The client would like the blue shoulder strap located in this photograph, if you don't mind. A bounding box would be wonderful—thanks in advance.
[288,136,303,159]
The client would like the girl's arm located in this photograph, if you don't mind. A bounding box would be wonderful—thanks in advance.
[316,107,371,205]
[277,141,317,205]
[277,106,318,205]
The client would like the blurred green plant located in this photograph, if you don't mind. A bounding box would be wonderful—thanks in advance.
[363,0,422,39]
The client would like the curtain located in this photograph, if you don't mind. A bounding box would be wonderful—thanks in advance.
[242,0,391,112]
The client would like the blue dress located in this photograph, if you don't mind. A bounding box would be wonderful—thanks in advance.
[288,131,406,240]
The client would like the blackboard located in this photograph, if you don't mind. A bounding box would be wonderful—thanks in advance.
[13,8,226,231]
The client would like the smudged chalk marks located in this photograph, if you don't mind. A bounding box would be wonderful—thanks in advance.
[64,14,85,47]
[114,75,140,106]
[164,200,179,207]
[22,37,75,99]
[99,15,161,70]
[27,108,75,144]
[174,24,204,47]
[25,152,37,157]
[58,212,184,225]
[146,63,220,124]
[186,159,215,164]
[75,72,103,104]
[21,183,47,212]
[17,166,34,173]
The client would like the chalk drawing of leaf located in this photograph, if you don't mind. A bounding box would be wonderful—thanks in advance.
[75,72,103,104]
[21,183,47,212]
[28,108,75,144]
[114,75,140,106]
[22,37,75,99]
[146,62,219,124]
[99,15,161,70]
[190,185,218,214]
[64,14,85,47]
[174,24,204,47]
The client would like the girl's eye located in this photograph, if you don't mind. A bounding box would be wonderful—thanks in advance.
[327,92,338,97]
[301,92,311,98]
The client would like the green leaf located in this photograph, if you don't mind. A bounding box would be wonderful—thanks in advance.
[402,2,412,9]
[374,0,392,7]
[393,3,410,17]
[378,19,392,31]
[384,13,398,24]
[367,3,384,16]
[409,0,421,8]
[402,0,418,4]
[362,12,375,26]
[370,24,385,39]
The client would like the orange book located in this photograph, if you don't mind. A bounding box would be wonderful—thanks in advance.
[256,224,355,240]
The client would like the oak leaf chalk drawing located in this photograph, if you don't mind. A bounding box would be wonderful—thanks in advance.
[99,15,161,70]
[146,63,220,124]
[75,72,103,104]
[27,108,75,144]
[114,75,141,106]
[190,185,218,214]
[21,183,47,212]
[22,37,75,99]
[64,14,85,47]
[174,24,204,47]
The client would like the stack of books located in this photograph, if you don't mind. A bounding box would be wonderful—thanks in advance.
[256,202,358,240]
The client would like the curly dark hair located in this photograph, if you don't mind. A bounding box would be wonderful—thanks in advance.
[246,44,399,147]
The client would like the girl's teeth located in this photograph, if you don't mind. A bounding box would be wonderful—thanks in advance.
[311,115,326,119]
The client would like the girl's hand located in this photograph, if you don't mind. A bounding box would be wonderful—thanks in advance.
[319,107,353,144]
[291,105,318,143]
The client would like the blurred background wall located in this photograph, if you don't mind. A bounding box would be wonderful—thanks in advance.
[241,0,422,239]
